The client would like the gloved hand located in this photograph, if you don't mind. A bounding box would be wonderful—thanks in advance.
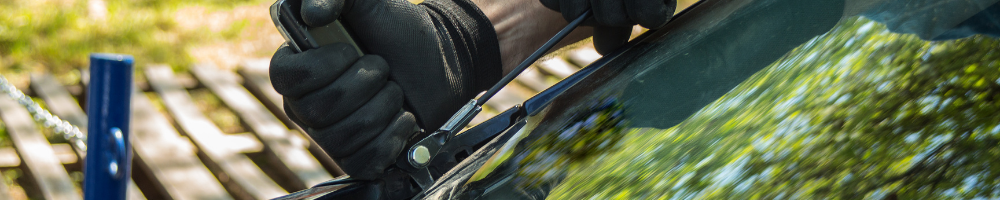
[269,0,502,180]
[540,0,676,54]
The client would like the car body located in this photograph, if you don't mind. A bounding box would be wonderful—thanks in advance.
[420,0,1000,199]
[279,0,1000,199]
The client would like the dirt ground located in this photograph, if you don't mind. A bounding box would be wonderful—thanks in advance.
[177,2,284,71]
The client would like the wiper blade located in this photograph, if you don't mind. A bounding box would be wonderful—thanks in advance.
[397,10,595,190]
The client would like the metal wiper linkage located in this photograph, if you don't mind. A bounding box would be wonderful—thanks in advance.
[273,10,594,200]
[395,10,595,189]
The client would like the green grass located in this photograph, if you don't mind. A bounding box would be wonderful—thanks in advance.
[0,0,267,81]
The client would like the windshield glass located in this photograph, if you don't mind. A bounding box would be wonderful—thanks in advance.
[426,0,1000,199]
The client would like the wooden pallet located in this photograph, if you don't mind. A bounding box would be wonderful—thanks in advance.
[0,46,601,199]
[0,92,81,200]
[29,74,146,200]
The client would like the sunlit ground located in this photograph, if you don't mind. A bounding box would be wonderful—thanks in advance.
[0,0,282,88]
[0,0,282,198]
[0,0,702,198]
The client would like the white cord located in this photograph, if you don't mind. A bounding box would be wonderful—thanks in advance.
[0,75,87,151]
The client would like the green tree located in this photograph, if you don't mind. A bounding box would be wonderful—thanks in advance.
[548,17,1000,199]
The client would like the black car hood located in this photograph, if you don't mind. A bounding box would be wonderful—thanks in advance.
[420,0,846,198]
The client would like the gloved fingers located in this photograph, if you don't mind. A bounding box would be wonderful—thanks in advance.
[560,0,591,24]
[539,0,559,12]
[283,101,307,128]
[334,110,418,180]
[285,55,390,128]
[305,82,405,158]
[592,26,634,55]
[270,43,361,98]
[335,1,437,64]
[625,0,675,29]
[590,0,632,26]
[539,0,597,25]
[301,0,346,27]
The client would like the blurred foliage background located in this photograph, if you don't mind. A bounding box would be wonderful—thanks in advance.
[549,17,1000,199]
[0,0,283,87]
[0,0,281,198]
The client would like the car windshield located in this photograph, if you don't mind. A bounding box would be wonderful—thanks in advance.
[423,0,1000,199]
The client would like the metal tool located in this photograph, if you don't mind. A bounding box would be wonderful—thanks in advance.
[271,0,362,54]
[395,10,595,191]
[269,5,595,199]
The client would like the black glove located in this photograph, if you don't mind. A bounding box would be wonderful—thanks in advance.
[540,0,676,54]
[270,0,502,180]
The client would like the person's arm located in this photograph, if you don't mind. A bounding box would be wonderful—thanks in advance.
[472,0,677,74]
[472,0,593,75]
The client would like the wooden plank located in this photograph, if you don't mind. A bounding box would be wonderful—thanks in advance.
[30,74,88,134]
[225,132,266,153]
[127,182,146,200]
[192,66,334,190]
[135,71,201,92]
[49,143,78,166]
[513,67,553,93]
[0,144,78,168]
[235,60,288,127]
[145,65,286,199]
[566,47,602,67]
[0,144,121,200]
[484,83,533,112]
[537,58,579,79]
[0,93,80,200]
[29,74,86,171]
[236,59,344,177]
[0,170,9,199]
[77,69,89,110]
[0,148,19,167]
[131,89,232,200]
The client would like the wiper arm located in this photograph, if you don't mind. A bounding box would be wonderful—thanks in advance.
[397,10,595,188]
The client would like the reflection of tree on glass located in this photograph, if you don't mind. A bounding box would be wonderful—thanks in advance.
[627,0,999,129]
[554,4,1000,200]
[850,0,1000,40]
[427,0,1000,199]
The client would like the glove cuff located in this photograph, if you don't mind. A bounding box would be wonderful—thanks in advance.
[422,0,503,93]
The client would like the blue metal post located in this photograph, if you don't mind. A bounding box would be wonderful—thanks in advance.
[84,53,134,200]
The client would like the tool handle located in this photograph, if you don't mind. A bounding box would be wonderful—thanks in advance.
[270,0,363,54]
[301,21,363,54]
